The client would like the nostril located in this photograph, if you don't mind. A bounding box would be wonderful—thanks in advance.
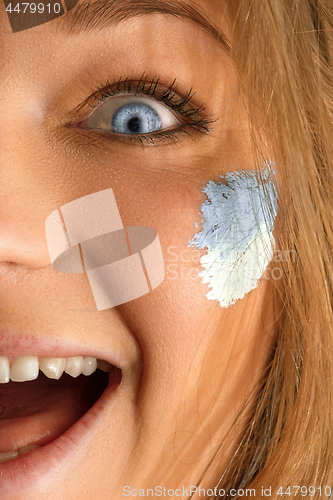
[0,225,52,270]
[1,261,52,272]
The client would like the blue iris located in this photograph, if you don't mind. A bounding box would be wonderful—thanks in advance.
[111,102,162,134]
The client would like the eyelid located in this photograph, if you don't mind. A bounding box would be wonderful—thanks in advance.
[73,75,207,122]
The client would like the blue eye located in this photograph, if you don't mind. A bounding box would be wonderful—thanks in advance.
[76,95,182,137]
[112,102,162,135]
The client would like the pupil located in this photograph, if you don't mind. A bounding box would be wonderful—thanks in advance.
[128,117,140,133]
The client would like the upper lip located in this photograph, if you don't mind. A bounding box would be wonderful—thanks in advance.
[0,328,123,369]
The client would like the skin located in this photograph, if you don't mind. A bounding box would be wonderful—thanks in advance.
[0,1,281,498]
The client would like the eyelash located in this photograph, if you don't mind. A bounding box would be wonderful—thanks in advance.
[78,72,215,146]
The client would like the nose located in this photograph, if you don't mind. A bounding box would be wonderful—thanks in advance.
[0,210,52,269]
[0,108,53,270]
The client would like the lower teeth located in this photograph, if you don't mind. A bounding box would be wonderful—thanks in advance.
[0,444,40,463]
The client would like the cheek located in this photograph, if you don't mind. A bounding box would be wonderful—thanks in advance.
[189,167,279,308]
[43,170,220,374]
[112,176,218,349]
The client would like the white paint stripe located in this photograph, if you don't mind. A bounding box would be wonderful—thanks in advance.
[189,167,278,307]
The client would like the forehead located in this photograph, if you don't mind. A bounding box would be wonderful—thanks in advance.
[0,0,234,110]
[1,0,231,42]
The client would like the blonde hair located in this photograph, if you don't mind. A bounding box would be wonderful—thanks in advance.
[205,0,333,497]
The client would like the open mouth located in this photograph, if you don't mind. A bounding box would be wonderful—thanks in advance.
[0,355,122,464]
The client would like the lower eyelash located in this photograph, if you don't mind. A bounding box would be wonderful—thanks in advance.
[97,128,192,147]
[123,128,192,146]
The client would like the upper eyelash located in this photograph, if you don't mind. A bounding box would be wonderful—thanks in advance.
[84,72,216,135]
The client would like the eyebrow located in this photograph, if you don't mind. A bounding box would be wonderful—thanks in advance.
[57,0,231,52]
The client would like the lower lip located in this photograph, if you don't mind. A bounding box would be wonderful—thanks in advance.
[0,369,121,497]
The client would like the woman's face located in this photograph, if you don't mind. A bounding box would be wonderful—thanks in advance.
[0,1,279,498]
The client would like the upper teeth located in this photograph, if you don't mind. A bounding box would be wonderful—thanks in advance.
[0,356,110,383]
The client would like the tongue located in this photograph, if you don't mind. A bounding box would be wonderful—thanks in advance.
[0,373,94,453]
